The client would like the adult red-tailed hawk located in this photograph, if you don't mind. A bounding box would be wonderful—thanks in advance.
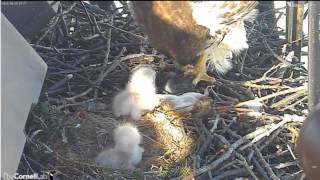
[129,1,258,85]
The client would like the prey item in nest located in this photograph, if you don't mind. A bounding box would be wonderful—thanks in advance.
[95,123,144,170]
[143,111,197,172]
[139,92,211,172]
[112,65,160,120]
[158,92,212,117]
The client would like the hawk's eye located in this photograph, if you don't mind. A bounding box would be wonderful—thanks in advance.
[205,30,211,39]
[207,34,214,41]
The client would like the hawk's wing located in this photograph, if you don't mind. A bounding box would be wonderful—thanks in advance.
[128,1,209,65]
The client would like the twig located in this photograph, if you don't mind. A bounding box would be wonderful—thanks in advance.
[212,168,249,180]
[236,84,307,107]
[47,74,73,93]
[35,2,77,46]
[22,153,36,174]
[209,115,220,133]
[263,39,290,65]
[271,89,307,109]
[94,57,123,94]
[240,114,301,151]
[287,144,297,160]
[25,155,74,180]
[195,138,245,176]
[243,81,288,89]
[253,145,280,180]
[197,136,212,158]
[252,157,270,180]
[235,153,260,180]
[279,96,307,111]
[257,128,282,151]
[91,15,107,40]
[272,161,298,169]
[102,22,146,41]
[80,1,95,35]
[65,87,93,102]
[94,15,114,98]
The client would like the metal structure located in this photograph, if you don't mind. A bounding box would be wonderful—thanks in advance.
[308,1,320,111]
[1,14,47,178]
[286,1,305,62]
[286,1,320,111]
[1,1,59,40]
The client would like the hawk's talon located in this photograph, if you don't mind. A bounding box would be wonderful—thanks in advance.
[192,72,216,86]
[182,53,216,86]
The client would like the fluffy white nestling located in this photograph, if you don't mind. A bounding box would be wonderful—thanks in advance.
[112,65,159,120]
[95,123,144,169]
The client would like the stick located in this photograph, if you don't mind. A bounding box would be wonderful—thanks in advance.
[195,138,245,176]
[253,145,280,180]
[236,84,307,107]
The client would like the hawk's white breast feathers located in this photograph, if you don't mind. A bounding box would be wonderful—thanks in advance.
[190,1,258,74]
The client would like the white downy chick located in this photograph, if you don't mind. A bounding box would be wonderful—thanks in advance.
[113,123,144,165]
[95,123,144,169]
[112,65,159,120]
[159,92,207,113]
[95,148,134,170]
[112,90,141,119]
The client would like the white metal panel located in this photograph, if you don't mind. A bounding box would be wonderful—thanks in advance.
[1,13,47,178]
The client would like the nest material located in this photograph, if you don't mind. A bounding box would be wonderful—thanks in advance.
[19,1,309,180]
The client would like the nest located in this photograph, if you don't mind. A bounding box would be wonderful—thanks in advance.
[20,1,309,180]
